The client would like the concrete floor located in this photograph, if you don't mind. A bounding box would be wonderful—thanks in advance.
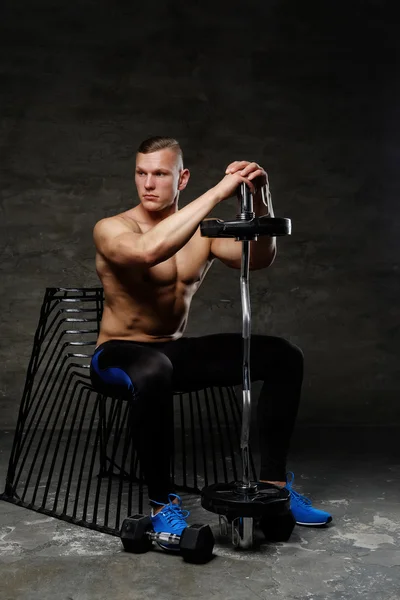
[1,427,399,600]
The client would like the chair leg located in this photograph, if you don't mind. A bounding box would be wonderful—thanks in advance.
[97,394,109,477]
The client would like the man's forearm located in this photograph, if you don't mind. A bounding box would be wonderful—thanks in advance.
[249,192,276,269]
[142,187,222,266]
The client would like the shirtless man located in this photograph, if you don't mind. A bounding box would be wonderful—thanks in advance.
[90,136,332,549]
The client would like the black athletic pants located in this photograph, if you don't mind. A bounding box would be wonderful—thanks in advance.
[90,334,303,505]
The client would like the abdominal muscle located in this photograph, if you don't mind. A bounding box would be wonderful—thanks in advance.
[97,285,192,344]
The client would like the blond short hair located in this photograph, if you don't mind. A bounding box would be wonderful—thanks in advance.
[137,136,183,169]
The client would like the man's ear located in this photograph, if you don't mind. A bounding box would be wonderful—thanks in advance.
[178,169,190,191]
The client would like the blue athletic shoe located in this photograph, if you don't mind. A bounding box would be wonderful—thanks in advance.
[150,494,190,551]
[285,472,332,527]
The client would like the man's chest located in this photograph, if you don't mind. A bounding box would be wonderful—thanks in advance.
[143,234,212,288]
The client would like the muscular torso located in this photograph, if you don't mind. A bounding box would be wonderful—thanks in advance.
[95,210,214,345]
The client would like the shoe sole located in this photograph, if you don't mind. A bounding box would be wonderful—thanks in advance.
[296,516,332,527]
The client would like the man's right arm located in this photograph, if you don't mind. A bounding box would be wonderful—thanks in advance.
[94,172,253,267]
[93,188,221,267]
[94,187,224,268]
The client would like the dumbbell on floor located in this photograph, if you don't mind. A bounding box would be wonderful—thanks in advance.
[120,514,215,564]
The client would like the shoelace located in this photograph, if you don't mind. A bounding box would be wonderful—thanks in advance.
[161,502,190,528]
[286,472,312,507]
[288,488,312,506]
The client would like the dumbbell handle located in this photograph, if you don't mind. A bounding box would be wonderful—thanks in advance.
[146,530,181,545]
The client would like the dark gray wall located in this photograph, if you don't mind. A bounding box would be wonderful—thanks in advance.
[1,0,399,428]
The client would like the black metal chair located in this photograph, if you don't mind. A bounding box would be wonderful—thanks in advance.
[0,287,257,537]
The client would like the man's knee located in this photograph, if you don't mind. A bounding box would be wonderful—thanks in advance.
[283,338,303,363]
[264,336,304,374]
[133,351,173,395]
[278,339,304,381]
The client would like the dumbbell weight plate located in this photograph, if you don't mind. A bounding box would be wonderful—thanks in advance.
[120,514,154,553]
[179,524,215,564]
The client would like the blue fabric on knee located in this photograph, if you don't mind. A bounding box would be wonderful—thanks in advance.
[91,349,135,393]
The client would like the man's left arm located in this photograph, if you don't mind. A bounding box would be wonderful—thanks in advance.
[209,161,276,271]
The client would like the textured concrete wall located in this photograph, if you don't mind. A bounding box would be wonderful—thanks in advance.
[1,0,399,427]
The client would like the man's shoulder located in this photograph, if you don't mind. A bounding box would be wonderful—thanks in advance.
[94,213,141,237]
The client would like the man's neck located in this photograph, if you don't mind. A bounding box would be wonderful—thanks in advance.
[135,201,179,225]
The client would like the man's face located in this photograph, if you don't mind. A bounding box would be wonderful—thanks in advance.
[135,149,188,212]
